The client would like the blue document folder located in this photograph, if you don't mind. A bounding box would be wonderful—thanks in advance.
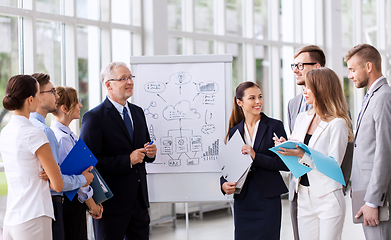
[269,141,346,186]
[60,138,98,200]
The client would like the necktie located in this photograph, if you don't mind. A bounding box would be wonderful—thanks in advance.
[123,107,134,142]
[357,92,369,124]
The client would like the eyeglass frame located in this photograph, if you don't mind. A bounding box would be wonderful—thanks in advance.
[291,62,317,71]
[107,76,135,82]
[40,88,57,95]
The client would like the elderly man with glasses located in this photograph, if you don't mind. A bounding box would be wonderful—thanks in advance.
[80,62,157,240]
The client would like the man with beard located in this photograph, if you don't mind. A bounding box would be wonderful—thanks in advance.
[346,44,391,239]
[30,73,94,240]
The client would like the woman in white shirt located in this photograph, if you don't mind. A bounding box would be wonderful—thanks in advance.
[0,75,63,240]
[276,67,354,240]
[51,86,103,240]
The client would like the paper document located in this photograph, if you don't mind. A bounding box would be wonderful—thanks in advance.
[217,130,253,192]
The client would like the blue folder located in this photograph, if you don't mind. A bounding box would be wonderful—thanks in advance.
[269,141,346,186]
[60,138,98,200]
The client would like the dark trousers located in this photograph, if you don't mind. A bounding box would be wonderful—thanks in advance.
[63,195,87,240]
[52,196,65,240]
[93,187,150,240]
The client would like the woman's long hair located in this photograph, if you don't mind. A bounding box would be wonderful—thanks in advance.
[305,68,354,142]
[224,81,261,143]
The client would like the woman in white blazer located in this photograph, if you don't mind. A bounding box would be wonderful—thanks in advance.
[276,68,354,240]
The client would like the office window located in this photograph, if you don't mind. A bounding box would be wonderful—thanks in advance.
[280,0,294,42]
[226,0,242,36]
[194,39,214,54]
[36,21,62,86]
[77,0,100,20]
[362,0,377,46]
[36,0,60,14]
[0,0,17,7]
[0,15,18,130]
[195,0,214,33]
[168,0,182,30]
[112,0,131,25]
[341,0,353,48]
[112,29,132,63]
[254,0,268,39]
[227,42,243,90]
[255,45,269,113]
[168,37,183,55]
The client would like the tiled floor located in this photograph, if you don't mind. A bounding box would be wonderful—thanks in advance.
[150,194,366,240]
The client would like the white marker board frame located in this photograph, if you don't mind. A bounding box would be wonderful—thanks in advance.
[130,54,233,202]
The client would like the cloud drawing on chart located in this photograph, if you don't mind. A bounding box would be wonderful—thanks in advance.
[163,100,201,121]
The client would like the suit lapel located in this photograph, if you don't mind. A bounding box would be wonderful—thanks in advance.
[294,113,314,142]
[309,120,328,147]
[253,118,267,152]
[355,78,388,137]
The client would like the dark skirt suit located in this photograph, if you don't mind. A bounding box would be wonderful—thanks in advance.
[220,113,289,240]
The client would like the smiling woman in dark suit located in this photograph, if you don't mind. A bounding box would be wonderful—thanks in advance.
[220,81,289,240]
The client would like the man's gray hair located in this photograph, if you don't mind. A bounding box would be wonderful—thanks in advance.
[100,62,130,83]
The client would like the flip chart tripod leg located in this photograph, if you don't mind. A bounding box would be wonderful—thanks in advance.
[185,202,190,240]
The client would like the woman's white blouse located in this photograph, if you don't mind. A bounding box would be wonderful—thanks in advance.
[0,115,54,226]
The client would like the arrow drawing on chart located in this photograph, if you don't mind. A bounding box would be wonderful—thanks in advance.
[193,93,200,101]
[210,112,213,119]
[168,155,174,160]
[194,152,197,158]
[193,82,197,85]
[185,153,191,158]
[179,86,182,94]
[156,94,166,102]
[205,110,208,124]
[179,119,183,137]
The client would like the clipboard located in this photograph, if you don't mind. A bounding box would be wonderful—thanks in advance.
[90,168,114,204]
[60,138,98,200]
[352,190,389,224]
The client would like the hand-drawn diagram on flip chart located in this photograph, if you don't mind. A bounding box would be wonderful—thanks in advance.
[133,62,226,173]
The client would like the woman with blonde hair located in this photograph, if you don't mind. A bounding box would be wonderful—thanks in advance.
[276,67,353,240]
[0,75,63,240]
[51,86,103,240]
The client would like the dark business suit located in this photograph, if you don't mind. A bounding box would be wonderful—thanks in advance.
[220,113,288,240]
[80,97,155,240]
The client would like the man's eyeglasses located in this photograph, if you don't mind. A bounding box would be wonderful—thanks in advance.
[291,62,317,71]
[107,76,135,82]
[40,88,57,95]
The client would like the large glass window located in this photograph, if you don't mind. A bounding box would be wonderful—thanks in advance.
[112,29,132,62]
[168,0,182,30]
[0,0,17,7]
[36,0,60,14]
[254,0,268,39]
[226,0,242,36]
[362,0,377,46]
[0,15,18,130]
[255,45,269,113]
[36,21,62,86]
[168,37,183,55]
[77,0,100,20]
[112,0,131,25]
[227,42,243,91]
[194,39,214,54]
[194,0,213,33]
[341,0,353,48]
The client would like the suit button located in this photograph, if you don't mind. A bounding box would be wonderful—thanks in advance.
[354,144,357,147]
[138,179,141,182]
[135,170,139,173]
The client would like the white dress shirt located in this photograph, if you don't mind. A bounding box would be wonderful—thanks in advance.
[0,115,54,226]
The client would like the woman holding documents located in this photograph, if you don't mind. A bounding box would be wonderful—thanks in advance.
[276,68,353,240]
[51,86,103,240]
[0,75,63,240]
[220,81,289,240]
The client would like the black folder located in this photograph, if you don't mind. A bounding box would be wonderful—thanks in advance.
[90,168,114,204]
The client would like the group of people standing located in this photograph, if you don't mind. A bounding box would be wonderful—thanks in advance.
[0,62,157,240]
[221,43,391,240]
[0,42,390,240]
